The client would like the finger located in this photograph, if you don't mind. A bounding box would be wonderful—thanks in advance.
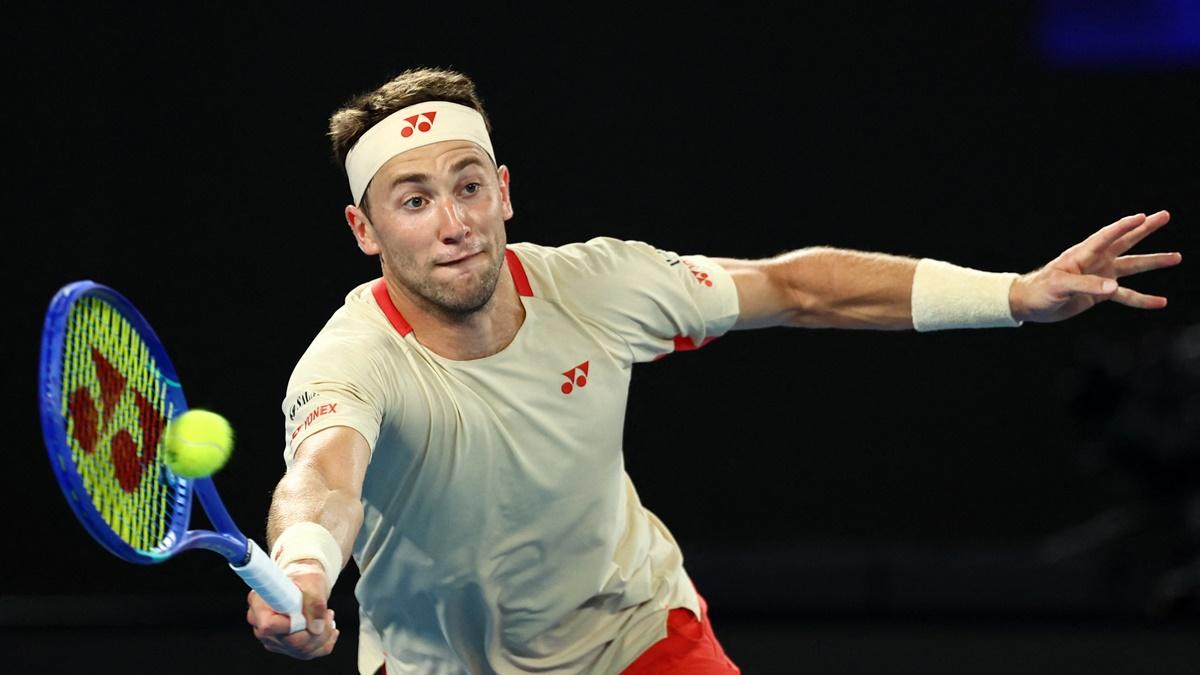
[260,624,338,661]
[1111,286,1168,309]
[275,624,335,660]
[280,610,332,654]
[250,610,296,637]
[309,622,340,658]
[260,633,310,656]
[1052,271,1118,299]
[314,628,340,657]
[1075,213,1147,259]
[1114,251,1183,277]
[247,589,281,624]
[247,589,265,611]
[1111,209,1171,255]
[280,630,323,650]
[248,598,295,634]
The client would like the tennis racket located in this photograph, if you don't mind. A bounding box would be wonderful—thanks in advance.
[38,280,306,632]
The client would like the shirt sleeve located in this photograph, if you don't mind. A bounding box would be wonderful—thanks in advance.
[281,332,387,466]
[532,237,740,363]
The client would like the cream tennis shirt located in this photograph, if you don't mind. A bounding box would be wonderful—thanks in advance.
[281,237,739,674]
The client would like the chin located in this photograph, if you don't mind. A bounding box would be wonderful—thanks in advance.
[437,286,497,315]
[432,267,503,315]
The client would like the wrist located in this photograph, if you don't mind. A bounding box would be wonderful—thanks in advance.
[270,522,345,593]
[910,258,1023,331]
[1007,272,1031,322]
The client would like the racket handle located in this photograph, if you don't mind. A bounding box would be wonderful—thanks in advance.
[231,539,307,633]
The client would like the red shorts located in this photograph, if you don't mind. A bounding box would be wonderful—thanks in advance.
[621,593,741,675]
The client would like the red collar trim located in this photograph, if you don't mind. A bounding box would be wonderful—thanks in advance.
[372,247,533,338]
[506,248,533,297]
[372,277,414,337]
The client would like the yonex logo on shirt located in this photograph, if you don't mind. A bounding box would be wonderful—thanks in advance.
[290,402,339,440]
[561,361,589,394]
[682,260,713,287]
[400,112,437,138]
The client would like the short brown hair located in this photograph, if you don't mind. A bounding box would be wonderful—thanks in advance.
[328,67,492,175]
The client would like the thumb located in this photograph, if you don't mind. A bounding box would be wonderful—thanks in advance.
[303,590,328,635]
[283,563,332,635]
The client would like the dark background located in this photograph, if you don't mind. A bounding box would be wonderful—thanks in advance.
[5,1,1199,673]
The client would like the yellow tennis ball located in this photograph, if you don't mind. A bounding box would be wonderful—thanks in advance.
[163,409,234,478]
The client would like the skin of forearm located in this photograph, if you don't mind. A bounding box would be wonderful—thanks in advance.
[266,464,364,570]
[774,247,917,329]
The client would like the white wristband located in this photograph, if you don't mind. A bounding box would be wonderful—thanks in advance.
[911,258,1022,331]
[270,522,345,592]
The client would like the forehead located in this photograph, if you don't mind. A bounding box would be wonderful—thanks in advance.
[373,140,492,183]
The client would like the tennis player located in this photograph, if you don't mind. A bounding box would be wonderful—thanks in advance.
[246,68,1181,674]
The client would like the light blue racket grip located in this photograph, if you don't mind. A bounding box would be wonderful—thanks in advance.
[231,539,307,633]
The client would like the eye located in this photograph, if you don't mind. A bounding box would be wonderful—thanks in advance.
[402,196,426,209]
[463,182,481,195]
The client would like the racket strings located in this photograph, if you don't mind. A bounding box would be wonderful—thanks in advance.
[61,296,183,554]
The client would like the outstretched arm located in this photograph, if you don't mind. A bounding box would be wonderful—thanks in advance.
[246,426,371,660]
[716,211,1180,331]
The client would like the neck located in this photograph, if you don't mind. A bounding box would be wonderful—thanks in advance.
[384,260,525,361]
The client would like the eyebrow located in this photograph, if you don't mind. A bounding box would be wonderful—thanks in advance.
[387,156,489,193]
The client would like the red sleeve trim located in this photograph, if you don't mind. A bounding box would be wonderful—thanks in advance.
[654,335,719,361]
[506,248,534,297]
[371,278,414,337]
[673,335,717,351]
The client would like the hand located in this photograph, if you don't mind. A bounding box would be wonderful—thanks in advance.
[246,563,339,660]
[1009,210,1182,323]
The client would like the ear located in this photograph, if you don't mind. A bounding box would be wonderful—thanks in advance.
[497,165,514,221]
[345,204,381,255]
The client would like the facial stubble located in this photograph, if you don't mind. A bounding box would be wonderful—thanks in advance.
[389,245,506,319]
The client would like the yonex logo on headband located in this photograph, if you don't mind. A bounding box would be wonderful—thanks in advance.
[344,101,496,206]
[400,112,437,137]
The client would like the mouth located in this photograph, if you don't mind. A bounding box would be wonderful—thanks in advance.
[436,251,483,268]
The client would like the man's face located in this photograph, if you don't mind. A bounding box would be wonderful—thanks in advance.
[348,141,514,317]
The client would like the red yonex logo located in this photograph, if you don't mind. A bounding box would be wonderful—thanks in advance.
[682,260,713,287]
[561,361,589,394]
[290,402,339,441]
[67,347,164,493]
[400,112,438,137]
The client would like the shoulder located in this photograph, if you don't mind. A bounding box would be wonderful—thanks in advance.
[511,237,666,268]
[287,280,405,387]
[508,238,673,295]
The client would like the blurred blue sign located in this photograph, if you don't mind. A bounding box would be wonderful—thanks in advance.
[1038,0,1200,68]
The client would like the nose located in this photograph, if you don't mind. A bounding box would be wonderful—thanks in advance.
[437,199,470,245]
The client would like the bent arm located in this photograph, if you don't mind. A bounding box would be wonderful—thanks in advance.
[267,425,371,577]
[249,425,371,658]
[714,247,917,330]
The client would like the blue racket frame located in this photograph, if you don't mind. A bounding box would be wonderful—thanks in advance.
[39,280,251,566]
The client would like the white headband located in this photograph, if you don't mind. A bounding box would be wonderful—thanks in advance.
[344,101,496,206]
